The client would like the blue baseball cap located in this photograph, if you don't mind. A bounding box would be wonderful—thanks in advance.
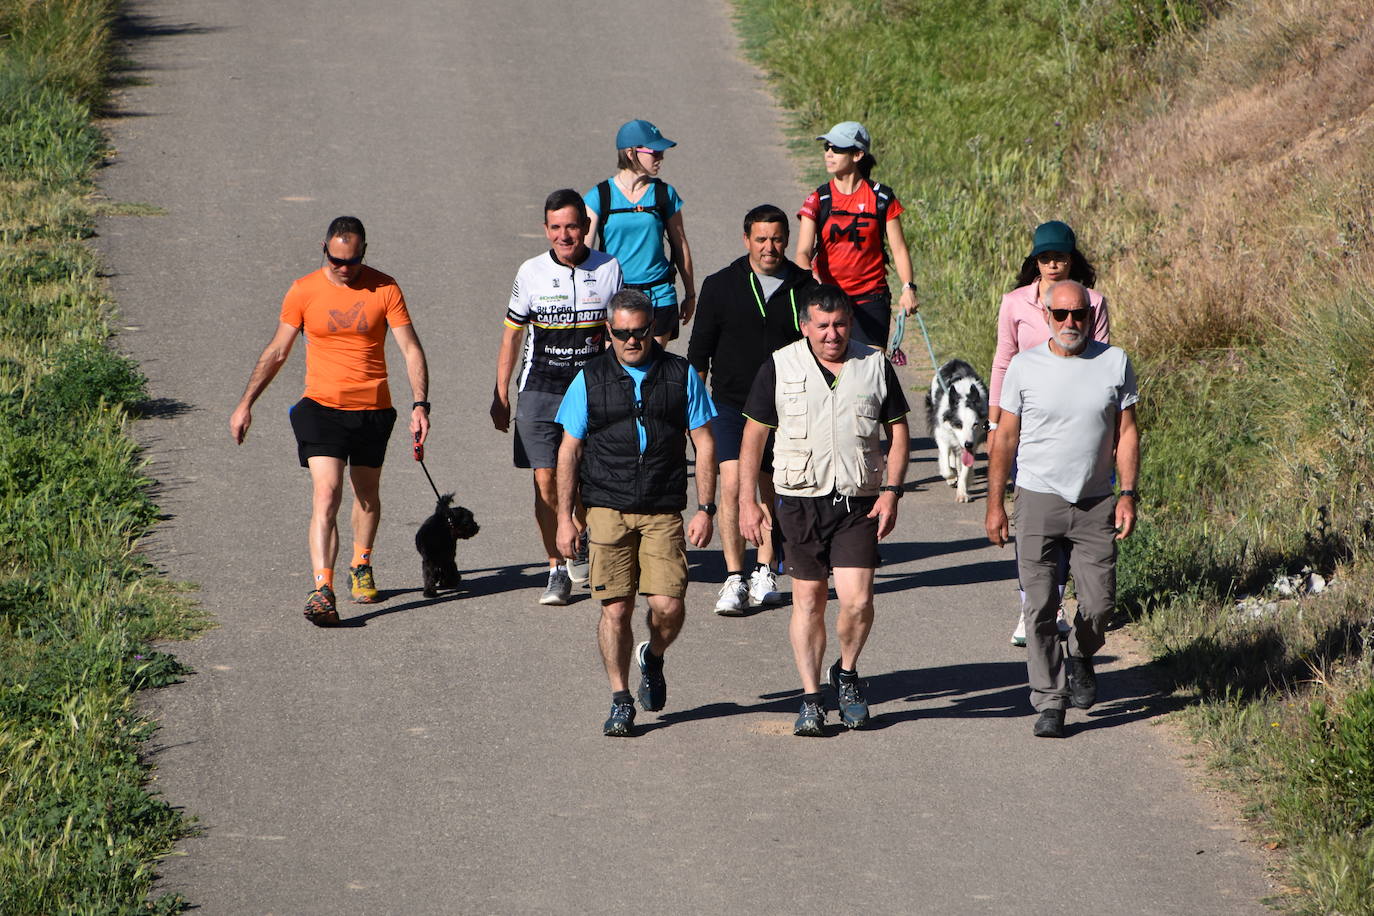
[1030,220,1077,257]
[816,121,871,152]
[616,119,676,151]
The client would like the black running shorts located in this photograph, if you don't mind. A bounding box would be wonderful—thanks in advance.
[776,492,880,580]
[289,397,397,468]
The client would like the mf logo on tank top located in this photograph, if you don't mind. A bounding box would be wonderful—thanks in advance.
[327,302,369,333]
[827,214,873,250]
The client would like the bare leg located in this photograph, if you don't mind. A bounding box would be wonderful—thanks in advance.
[718,460,745,572]
[349,464,382,556]
[756,473,777,568]
[832,566,876,670]
[789,578,830,693]
[598,597,635,692]
[533,467,561,566]
[306,457,346,574]
[644,594,685,655]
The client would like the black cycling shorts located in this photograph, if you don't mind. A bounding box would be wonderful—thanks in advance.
[289,397,397,468]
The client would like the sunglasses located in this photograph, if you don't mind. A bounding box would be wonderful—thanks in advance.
[322,245,364,267]
[824,143,859,154]
[1036,251,1071,264]
[635,147,665,159]
[609,325,653,342]
[1049,307,1090,322]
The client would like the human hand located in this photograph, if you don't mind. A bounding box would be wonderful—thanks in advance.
[686,511,713,548]
[490,394,510,432]
[229,404,252,444]
[985,500,1009,547]
[867,491,900,540]
[1115,494,1136,540]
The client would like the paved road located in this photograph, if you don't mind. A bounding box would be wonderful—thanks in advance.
[97,1,1272,913]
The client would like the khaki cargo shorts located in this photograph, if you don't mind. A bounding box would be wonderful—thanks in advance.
[586,507,688,601]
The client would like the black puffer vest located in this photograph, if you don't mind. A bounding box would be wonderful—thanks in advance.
[580,346,690,513]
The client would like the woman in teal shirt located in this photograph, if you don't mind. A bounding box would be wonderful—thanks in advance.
[585,119,696,347]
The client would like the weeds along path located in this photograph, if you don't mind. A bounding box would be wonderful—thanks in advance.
[100,0,1272,912]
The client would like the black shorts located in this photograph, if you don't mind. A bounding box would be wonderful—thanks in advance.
[289,398,397,468]
[776,493,880,580]
[652,303,680,340]
[711,398,774,468]
[849,289,892,348]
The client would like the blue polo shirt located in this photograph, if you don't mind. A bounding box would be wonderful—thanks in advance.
[557,357,715,451]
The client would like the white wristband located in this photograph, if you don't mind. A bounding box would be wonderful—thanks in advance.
[988,421,999,430]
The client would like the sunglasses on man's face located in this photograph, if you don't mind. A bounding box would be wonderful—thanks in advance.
[323,245,364,267]
[824,143,859,154]
[609,325,653,342]
[1049,307,1090,322]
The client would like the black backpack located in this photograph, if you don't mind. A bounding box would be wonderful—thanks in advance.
[594,177,673,251]
[811,179,895,264]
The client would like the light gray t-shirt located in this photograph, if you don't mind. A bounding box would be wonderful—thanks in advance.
[755,267,786,301]
[1000,340,1138,502]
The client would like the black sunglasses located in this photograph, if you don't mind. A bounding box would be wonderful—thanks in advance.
[609,325,653,342]
[1049,307,1090,322]
[824,143,859,154]
[322,245,365,267]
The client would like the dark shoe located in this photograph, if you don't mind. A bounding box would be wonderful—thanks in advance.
[793,699,827,737]
[603,700,636,737]
[635,641,667,712]
[1033,708,1066,738]
[303,585,339,626]
[1069,655,1097,709]
[828,659,870,729]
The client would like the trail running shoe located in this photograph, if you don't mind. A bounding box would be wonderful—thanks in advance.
[828,659,870,729]
[794,699,827,737]
[713,574,748,616]
[303,585,339,626]
[636,641,667,712]
[539,565,572,606]
[747,565,783,607]
[603,699,636,737]
[349,564,379,603]
[567,530,590,585]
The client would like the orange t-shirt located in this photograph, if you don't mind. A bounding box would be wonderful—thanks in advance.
[279,266,412,410]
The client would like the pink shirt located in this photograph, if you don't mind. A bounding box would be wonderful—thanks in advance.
[989,282,1110,409]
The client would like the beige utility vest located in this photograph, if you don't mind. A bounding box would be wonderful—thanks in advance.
[771,339,888,498]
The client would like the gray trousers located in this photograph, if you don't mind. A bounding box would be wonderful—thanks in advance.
[1014,488,1117,711]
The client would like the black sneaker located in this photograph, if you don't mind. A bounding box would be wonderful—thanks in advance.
[1033,707,1066,738]
[635,640,667,711]
[794,699,827,737]
[828,659,870,729]
[1068,655,1097,709]
[603,700,636,737]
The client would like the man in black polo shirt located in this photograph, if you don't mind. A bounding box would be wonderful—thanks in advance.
[555,290,718,737]
[687,205,816,615]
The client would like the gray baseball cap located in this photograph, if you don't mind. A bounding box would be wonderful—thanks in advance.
[816,121,871,151]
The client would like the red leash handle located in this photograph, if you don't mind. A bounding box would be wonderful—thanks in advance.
[413,430,424,462]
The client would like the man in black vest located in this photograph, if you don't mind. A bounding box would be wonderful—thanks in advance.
[555,290,718,737]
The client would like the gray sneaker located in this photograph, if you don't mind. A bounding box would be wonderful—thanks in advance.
[567,530,590,585]
[539,565,572,606]
[747,565,783,607]
[794,699,827,737]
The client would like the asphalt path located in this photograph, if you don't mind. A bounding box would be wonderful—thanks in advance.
[96,1,1273,913]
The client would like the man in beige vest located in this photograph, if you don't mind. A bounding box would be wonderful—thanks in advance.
[738,285,910,736]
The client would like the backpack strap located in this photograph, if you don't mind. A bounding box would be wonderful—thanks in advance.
[597,178,674,251]
[812,182,832,232]
[595,180,612,250]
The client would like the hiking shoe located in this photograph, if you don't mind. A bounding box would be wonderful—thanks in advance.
[539,566,572,606]
[636,640,667,712]
[603,699,636,737]
[713,573,749,616]
[747,565,783,607]
[303,585,339,626]
[349,564,379,603]
[793,699,827,737]
[567,530,590,585]
[1033,707,1066,738]
[1069,655,1097,709]
[1011,611,1027,647]
[828,659,870,729]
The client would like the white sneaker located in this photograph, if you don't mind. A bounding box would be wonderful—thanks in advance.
[714,574,748,616]
[1010,612,1027,647]
[539,566,572,606]
[747,565,782,607]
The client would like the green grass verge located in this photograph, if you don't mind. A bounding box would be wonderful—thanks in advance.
[0,0,205,912]
[735,0,1373,911]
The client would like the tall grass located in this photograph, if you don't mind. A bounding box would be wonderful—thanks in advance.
[0,0,203,912]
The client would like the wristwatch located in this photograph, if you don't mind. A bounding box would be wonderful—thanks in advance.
[878,485,904,499]
[697,503,717,517]
[903,281,918,293]
[1118,489,1138,499]
[412,401,431,412]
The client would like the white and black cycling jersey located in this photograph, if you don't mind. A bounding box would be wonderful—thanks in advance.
[505,249,623,395]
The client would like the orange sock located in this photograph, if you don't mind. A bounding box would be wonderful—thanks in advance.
[314,568,334,590]
[352,545,372,568]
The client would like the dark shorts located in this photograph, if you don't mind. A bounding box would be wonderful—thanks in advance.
[711,398,774,467]
[652,303,680,341]
[849,289,892,348]
[289,397,397,468]
[776,493,880,580]
[513,389,565,470]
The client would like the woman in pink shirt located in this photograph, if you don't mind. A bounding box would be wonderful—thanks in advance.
[989,220,1111,646]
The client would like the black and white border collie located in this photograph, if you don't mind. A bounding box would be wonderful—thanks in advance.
[924,359,989,503]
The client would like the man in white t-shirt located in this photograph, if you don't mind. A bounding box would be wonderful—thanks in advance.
[985,280,1140,739]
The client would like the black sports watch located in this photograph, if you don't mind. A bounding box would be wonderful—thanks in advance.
[412,401,431,413]
[1118,488,1138,499]
[879,485,904,499]
[697,503,717,517]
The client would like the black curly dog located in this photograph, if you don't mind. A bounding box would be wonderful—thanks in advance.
[415,494,480,597]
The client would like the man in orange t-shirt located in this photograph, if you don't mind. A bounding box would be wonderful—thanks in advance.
[230,216,431,625]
